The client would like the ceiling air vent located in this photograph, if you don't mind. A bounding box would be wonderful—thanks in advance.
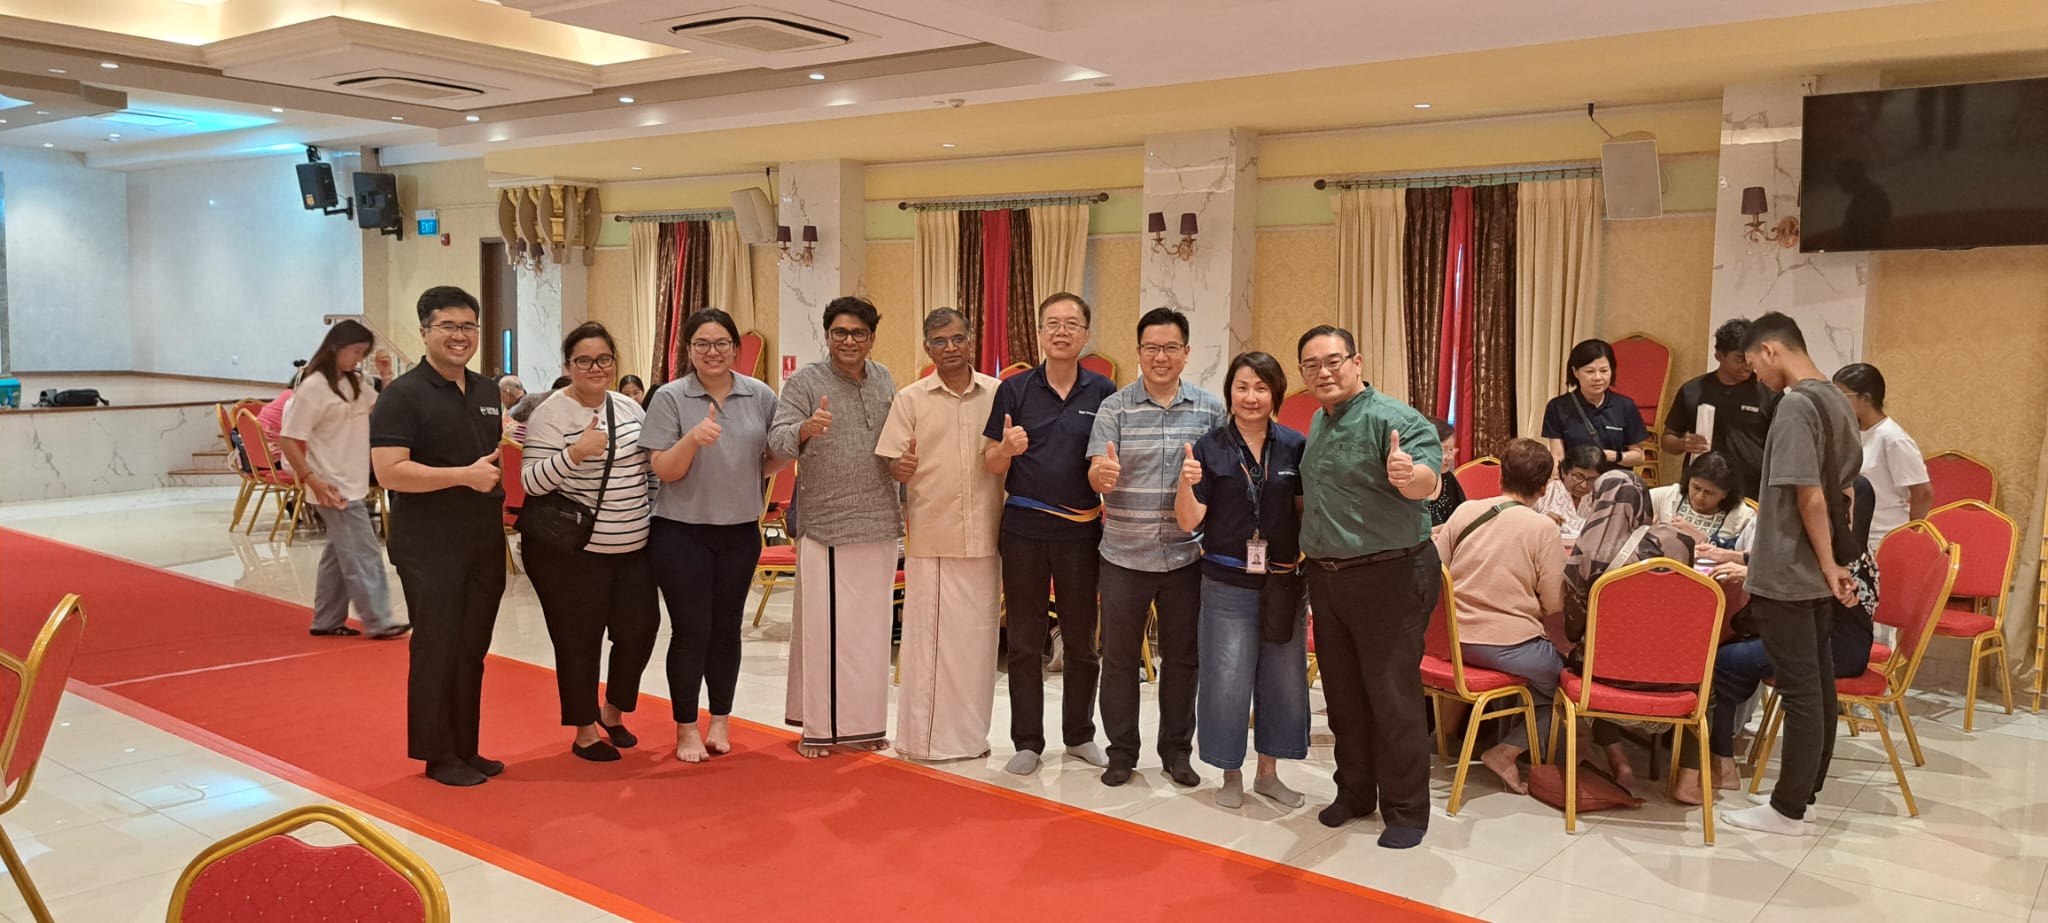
[333,74,486,101]
[669,16,850,53]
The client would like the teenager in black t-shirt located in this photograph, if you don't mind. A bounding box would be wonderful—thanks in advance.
[1663,319,1779,499]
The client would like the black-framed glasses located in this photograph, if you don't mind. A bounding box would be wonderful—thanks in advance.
[925,334,970,350]
[1297,354,1356,376]
[1041,320,1088,334]
[690,339,736,354]
[569,355,617,371]
[1138,343,1187,359]
[827,328,874,343]
[427,322,481,336]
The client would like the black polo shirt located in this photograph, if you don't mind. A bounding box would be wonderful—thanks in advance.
[1540,390,1648,466]
[1664,372,1779,499]
[1191,420,1306,589]
[981,364,1117,542]
[369,363,506,555]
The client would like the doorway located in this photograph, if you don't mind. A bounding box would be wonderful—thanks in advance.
[479,240,518,378]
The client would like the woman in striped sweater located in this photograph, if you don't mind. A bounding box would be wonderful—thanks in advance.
[520,322,660,762]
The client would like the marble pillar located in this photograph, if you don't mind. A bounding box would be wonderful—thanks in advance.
[776,160,866,384]
[1709,76,1877,376]
[1140,130,1257,395]
[515,259,587,389]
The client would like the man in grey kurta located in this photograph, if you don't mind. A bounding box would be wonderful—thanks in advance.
[768,296,903,757]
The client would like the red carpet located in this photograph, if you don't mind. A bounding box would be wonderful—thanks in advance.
[0,526,1470,922]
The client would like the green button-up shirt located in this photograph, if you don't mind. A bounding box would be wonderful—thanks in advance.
[1299,386,1444,559]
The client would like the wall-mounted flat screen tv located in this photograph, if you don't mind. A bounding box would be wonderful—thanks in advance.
[1801,76,2048,252]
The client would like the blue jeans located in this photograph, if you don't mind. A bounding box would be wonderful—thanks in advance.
[1460,636,1562,752]
[311,500,397,632]
[1196,577,1308,771]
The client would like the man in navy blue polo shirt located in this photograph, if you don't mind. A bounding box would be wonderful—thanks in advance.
[982,292,1117,776]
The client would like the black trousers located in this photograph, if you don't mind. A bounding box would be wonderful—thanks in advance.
[1305,543,1440,831]
[1000,531,1102,754]
[650,518,760,723]
[521,540,660,727]
[392,542,505,765]
[1754,594,1839,819]
[1098,560,1202,769]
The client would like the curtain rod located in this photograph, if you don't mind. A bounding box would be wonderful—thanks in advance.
[1315,165,1600,191]
[611,210,735,223]
[898,191,1109,211]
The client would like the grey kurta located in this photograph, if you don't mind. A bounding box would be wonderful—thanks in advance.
[767,359,903,546]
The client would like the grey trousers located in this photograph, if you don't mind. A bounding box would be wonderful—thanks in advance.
[311,500,398,632]
[1461,635,1563,752]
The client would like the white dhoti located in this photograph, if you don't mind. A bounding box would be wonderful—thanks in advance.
[784,536,896,747]
[894,556,1000,760]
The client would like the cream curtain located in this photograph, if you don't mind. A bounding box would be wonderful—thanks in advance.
[914,209,961,319]
[707,219,756,334]
[1028,204,1089,312]
[1334,189,1409,404]
[625,222,661,383]
[1514,178,1604,437]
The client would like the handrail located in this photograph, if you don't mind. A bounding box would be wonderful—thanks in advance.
[322,314,412,376]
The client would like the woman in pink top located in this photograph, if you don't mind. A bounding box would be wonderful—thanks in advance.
[1432,438,1565,795]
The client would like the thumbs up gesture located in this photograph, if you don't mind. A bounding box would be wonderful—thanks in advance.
[1092,441,1122,494]
[687,402,723,447]
[999,414,1030,458]
[1386,428,1415,490]
[568,412,608,463]
[800,395,833,444]
[892,438,920,483]
[1179,443,1202,487]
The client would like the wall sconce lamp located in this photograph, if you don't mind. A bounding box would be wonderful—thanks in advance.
[1740,186,1800,248]
[1147,211,1198,261]
[778,224,817,266]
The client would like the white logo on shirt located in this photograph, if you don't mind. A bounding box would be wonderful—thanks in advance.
[481,406,501,416]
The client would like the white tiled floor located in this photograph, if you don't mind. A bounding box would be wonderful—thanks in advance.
[3,485,2046,922]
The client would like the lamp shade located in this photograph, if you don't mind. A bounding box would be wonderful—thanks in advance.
[1179,212,1199,237]
[1740,186,1769,217]
[1147,211,1167,235]
[801,224,818,243]
[776,225,792,243]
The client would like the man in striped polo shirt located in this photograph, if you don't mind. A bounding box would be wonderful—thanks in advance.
[1087,308,1227,788]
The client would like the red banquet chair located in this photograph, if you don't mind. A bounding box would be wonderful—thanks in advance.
[1078,353,1117,381]
[1610,333,1672,485]
[168,805,449,922]
[1278,390,1319,435]
[234,408,313,545]
[1419,566,1544,815]
[1454,457,1503,501]
[0,595,87,923]
[1926,500,2019,730]
[737,330,767,381]
[1924,450,1996,510]
[999,361,1033,381]
[1551,558,1725,842]
[1749,521,1957,817]
[753,466,799,627]
[499,441,526,575]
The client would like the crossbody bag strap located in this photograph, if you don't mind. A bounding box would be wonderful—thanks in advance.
[1451,500,1522,554]
[592,395,617,513]
[1571,394,1603,448]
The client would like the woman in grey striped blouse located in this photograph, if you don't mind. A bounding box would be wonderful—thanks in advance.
[519,322,660,762]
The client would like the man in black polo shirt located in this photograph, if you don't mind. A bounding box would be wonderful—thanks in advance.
[1662,318,1779,498]
[370,286,510,787]
[982,292,1117,776]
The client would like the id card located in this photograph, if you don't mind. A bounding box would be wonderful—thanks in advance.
[1245,537,1268,575]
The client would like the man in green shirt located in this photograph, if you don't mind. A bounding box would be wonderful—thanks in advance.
[1295,325,1444,850]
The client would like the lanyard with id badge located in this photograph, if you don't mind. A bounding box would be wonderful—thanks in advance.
[1235,425,1271,575]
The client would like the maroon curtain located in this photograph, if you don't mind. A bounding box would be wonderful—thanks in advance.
[649,221,713,384]
[1006,208,1037,366]
[1434,187,1475,463]
[957,210,984,368]
[1402,188,1452,409]
[979,210,1013,375]
[650,222,682,383]
[1468,185,1519,461]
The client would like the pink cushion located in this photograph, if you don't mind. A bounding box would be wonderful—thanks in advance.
[757,545,796,567]
[1420,656,1526,693]
[1559,670,1697,717]
[1934,602,1995,638]
[1835,668,1890,698]
[1869,642,1892,664]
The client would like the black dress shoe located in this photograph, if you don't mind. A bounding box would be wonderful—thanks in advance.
[369,624,413,640]
[427,760,486,787]
[601,722,638,748]
[310,627,362,637]
[573,740,621,762]
[1164,760,1201,788]
[465,756,504,777]
[1318,800,1375,828]
[1101,765,1134,787]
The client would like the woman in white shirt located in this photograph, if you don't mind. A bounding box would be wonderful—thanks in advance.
[1833,363,1930,554]
[1535,443,1604,534]
[520,322,658,762]
[1648,451,1755,566]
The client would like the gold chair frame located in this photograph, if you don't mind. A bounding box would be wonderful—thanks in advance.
[0,595,88,923]
[166,804,450,922]
[1927,500,2019,731]
[1423,566,1545,816]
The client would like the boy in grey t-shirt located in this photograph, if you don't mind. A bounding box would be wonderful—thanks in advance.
[1724,313,1862,837]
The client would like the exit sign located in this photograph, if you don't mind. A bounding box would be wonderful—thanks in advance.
[416,209,439,236]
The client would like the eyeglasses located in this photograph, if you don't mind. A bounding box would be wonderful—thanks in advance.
[690,339,736,354]
[1297,354,1356,376]
[925,335,970,350]
[1137,343,1187,359]
[569,355,617,371]
[427,322,481,336]
[1041,321,1088,334]
[1564,470,1599,486]
[827,328,873,343]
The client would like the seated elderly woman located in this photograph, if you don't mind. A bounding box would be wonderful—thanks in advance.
[1433,438,1565,794]
[1561,469,1696,790]
[1535,443,1605,534]
[1649,452,1756,566]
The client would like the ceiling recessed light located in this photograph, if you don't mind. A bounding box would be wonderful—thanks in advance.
[630,166,642,171]
[271,107,284,113]
[108,133,120,138]
[617,96,635,104]
[941,142,955,148]
[808,72,825,80]
[101,62,119,69]
[47,68,66,74]
[35,111,49,116]
[42,143,53,148]
[465,114,480,122]
[390,115,404,121]
[1413,103,1432,109]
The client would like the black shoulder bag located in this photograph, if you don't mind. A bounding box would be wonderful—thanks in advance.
[516,397,616,553]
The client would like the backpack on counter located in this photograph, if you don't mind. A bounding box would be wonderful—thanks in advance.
[36,388,108,408]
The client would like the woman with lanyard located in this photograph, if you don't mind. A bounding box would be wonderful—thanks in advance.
[1649,451,1756,566]
[1542,338,1648,471]
[1175,352,1310,811]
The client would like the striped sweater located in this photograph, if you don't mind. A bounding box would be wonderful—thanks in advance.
[519,389,652,553]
